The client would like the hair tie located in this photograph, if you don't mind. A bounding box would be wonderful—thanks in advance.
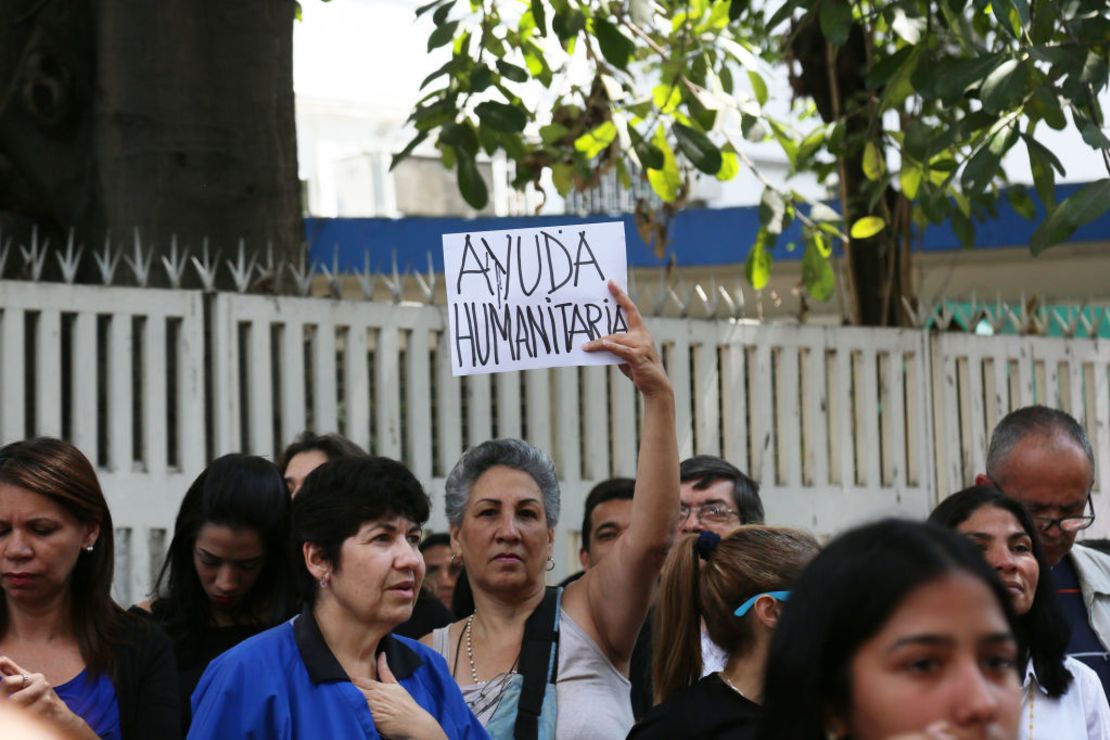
[694,530,721,560]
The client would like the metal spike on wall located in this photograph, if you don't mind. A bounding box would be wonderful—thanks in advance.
[161,235,190,289]
[93,233,121,285]
[0,232,10,278]
[381,250,404,304]
[20,225,48,281]
[316,244,342,298]
[356,249,377,300]
[124,229,154,287]
[288,246,316,297]
[413,252,437,304]
[191,239,220,292]
[226,239,257,294]
[56,229,83,284]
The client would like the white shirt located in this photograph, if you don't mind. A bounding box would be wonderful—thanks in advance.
[700,627,727,676]
[1023,656,1110,739]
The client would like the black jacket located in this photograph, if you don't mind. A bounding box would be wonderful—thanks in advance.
[112,611,182,740]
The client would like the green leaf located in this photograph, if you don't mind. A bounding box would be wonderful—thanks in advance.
[653,84,682,113]
[420,59,457,90]
[1080,119,1110,150]
[391,132,428,171]
[415,0,446,18]
[522,43,553,86]
[717,146,739,181]
[867,46,914,90]
[457,154,488,209]
[553,9,586,40]
[747,71,768,106]
[962,126,1016,197]
[802,238,835,301]
[427,21,459,51]
[1030,179,1110,254]
[551,163,574,197]
[630,126,665,170]
[980,58,1029,113]
[862,141,884,181]
[497,60,529,83]
[934,54,1005,103]
[469,64,494,92]
[900,166,923,200]
[951,209,975,249]
[819,0,853,47]
[574,121,618,159]
[475,101,527,133]
[440,121,479,156]
[759,187,788,235]
[673,123,722,175]
[646,127,681,203]
[432,2,452,26]
[539,123,569,145]
[594,18,635,71]
[904,120,930,162]
[1007,185,1037,219]
[531,0,547,36]
[745,231,774,290]
[728,0,749,21]
[850,216,885,239]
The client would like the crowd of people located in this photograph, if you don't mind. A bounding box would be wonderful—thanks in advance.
[2,284,1110,738]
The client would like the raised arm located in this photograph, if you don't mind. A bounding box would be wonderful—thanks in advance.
[564,281,679,668]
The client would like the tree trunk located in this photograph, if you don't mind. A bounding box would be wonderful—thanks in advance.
[0,0,302,286]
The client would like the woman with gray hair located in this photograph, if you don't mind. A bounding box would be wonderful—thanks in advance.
[422,282,679,739]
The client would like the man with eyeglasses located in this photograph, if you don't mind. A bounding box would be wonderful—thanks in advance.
[975,405,1110,697]
[676,455,766,678]
[677,455,765,538]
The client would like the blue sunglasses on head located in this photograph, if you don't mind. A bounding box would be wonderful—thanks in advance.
[734,590,790,618]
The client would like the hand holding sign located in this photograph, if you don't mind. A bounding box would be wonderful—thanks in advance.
[443,221,628,376]
[583,281,672,401]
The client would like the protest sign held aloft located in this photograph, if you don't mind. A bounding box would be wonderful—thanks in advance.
[443,221,628,376]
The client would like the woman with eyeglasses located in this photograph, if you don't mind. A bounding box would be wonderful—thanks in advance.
[931,486,1110,739]
[627,526,819,740]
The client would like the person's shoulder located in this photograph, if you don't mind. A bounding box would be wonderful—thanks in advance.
[202,619,295,674]
[1070,545,1110,583]
[1064,656,1108,698]
[393,633,450,670]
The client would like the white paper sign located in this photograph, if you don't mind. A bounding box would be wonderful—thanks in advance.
[443,221,629,376]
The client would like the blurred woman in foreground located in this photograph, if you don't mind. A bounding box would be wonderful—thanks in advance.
[759,519,1023,740]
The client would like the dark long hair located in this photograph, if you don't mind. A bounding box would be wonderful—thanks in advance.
[759,519,1019,739]
[929,485,1073,697]
[0,438,122,677]
[152,454,293,652]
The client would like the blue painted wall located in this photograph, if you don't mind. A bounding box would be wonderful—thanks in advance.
[305,182,1110,272]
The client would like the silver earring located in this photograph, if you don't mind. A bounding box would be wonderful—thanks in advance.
[545,558,555,572]
[84,544,94,552]
[319,574,329,589]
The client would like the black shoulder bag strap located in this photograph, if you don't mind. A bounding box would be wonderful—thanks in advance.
[513,586,560,740]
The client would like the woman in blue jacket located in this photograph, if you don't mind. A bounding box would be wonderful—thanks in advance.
[188,455,486,739]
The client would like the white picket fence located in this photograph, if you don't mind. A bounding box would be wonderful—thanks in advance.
[2,279,1109,599]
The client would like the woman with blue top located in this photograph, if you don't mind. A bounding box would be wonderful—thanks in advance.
[188,455,487,739]
[628,526,819,739]
[0,437,180,739]
[931,486,1110,739]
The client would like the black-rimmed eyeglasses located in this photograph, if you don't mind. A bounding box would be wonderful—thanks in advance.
[1032,496,1096,533]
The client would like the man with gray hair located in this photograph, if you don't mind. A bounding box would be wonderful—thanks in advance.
[976,404,1110,696]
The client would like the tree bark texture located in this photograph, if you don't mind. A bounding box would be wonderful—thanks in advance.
[0,0,302,285]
